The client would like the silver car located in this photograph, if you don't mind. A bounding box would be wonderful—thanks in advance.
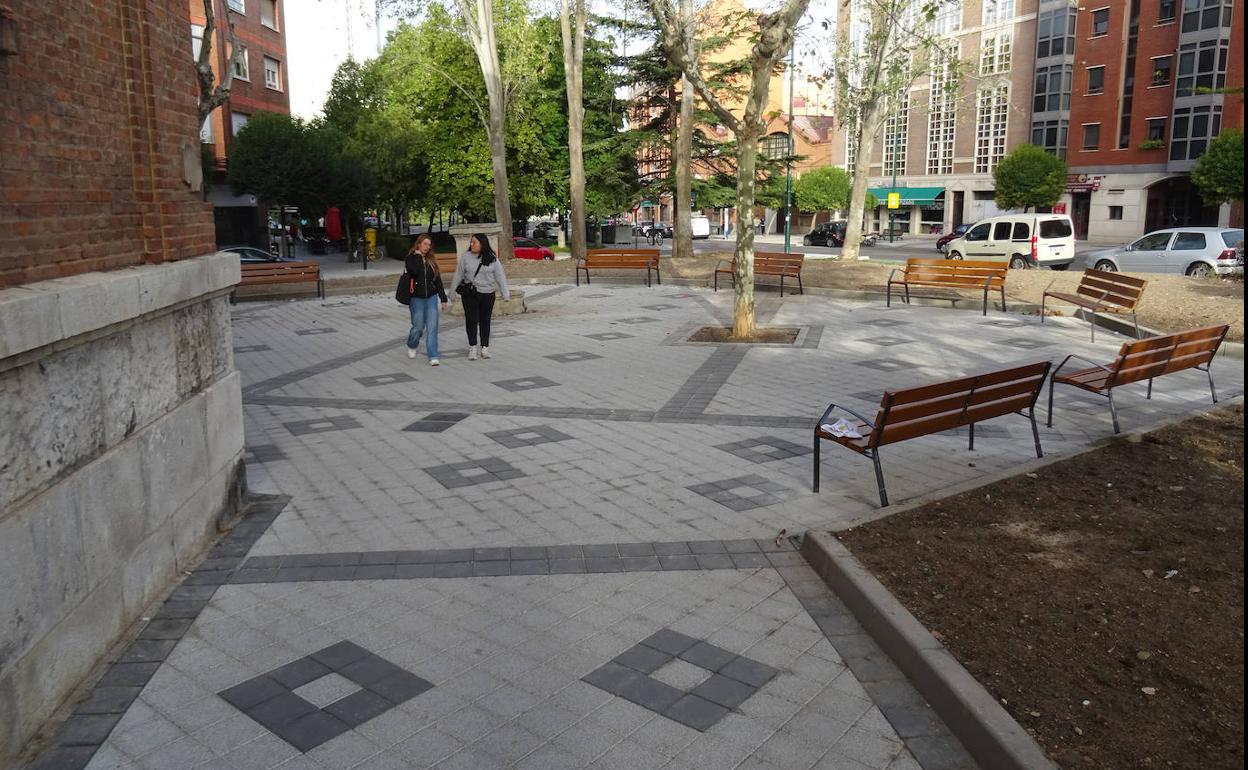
[1089,227,1244,277]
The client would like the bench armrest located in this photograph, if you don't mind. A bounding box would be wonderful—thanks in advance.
[714,258,733,271]
[886,267,906,285]
[1042,277,1058,296]
[1052,353,1114,379]
[816,402,877,430]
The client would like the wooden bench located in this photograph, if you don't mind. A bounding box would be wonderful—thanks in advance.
[813,361,1052,506]
[713,251,805,296]
[434,253,459,275]
[1047,324,1228,434]
[576,249,661,287]
[886,258,1008,316]
[234,262,323,302]
[1042,269,1147,341]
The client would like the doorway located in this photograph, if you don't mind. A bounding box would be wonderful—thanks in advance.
[952,191,965,229]
[1071,192,1091,240]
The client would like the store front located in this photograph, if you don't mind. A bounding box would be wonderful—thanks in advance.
[866,186,946,235]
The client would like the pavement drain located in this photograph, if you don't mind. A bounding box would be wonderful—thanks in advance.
[582,628,778,731]
[218,640,434,752]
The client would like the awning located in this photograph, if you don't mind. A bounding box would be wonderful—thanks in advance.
[867,187,946,206]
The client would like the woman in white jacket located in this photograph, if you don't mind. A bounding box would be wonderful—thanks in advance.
[450,233,511,360]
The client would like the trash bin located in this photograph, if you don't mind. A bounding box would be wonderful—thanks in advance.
[364,227,377,260]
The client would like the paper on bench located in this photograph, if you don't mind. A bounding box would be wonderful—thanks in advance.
[820,418,863,439]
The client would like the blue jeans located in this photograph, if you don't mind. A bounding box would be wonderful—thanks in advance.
[407,296,440,359]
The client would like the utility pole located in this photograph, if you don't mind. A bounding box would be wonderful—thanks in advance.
[783,40,796,253]
[889,105,898,244]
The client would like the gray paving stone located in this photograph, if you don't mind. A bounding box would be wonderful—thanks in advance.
[662,694,729,731]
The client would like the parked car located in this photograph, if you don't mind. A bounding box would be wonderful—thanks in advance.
[533,221,561,240]
[1087,227,1245,277]
[936,223,972,252]
[513,236,555,260]
[222,245,296,264]
[802,220,847,247]
[690,215,711,239]
[944,214,1075,269]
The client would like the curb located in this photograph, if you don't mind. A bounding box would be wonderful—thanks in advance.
[800,532,1058,770]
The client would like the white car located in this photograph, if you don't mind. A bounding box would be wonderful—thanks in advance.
[944,214,1076,270]
[1088,227,1245,277]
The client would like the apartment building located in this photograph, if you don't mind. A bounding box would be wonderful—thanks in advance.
[189,0,290,245]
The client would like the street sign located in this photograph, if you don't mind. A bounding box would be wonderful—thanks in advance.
[887,192,900,210]
[1053,203,1067,214]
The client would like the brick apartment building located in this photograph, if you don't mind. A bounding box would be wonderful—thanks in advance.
[0,1,243,763]
[189,0,290,246]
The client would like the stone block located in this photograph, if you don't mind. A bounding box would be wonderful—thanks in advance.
[0,285,63,361]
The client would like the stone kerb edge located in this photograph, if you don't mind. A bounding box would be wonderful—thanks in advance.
[800,532,1058,770]
[0,252,240,363]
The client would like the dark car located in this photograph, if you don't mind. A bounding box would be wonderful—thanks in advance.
[222,245,296,263]
[936,224,972,252]
[803,220,847,247]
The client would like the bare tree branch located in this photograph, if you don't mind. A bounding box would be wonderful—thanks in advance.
[196,0,243,126]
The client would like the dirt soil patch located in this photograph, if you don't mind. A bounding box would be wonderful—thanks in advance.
[506,254,1244,340]
[688,326,800,344]
[833,405,1245,769]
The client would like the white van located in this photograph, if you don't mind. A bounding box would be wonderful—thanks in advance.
[690,215,711,239]
[944,214,1076,270]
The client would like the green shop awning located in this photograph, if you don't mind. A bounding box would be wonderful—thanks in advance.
[867,187,946,206]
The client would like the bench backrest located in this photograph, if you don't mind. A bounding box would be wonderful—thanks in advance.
[904,258,1006,288]
[724,251,805,270]
[870,361,1052,448]
[240,261,321,280]
[434,254,459,275]
[582,249,660,267]
[1109,324,1229,387]
[1074,268,1147,310]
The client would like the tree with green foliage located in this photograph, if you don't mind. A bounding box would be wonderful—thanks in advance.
[1191,128,1244,205]
[322,58,382,136]
[228,113,319,255]
[993,144,1067,212]
[794,166,852,224]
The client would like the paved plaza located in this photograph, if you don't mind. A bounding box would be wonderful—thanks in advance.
[36,284,1243,770]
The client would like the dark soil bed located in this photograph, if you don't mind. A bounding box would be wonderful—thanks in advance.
[688,325,800,344]
[834,406,1245,769]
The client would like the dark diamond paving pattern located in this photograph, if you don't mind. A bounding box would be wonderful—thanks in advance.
[857,318,910,328]
[714,436,812,464]
[582,331,635,341]
[854,358,912,373]
[355,372,417,387]
[403,412,469,433]
[424,457,526,488]
[233,344,271,354]
[998,337,1055,349]
[544,350,603,363]
[218,640,433,752]
[283,415,362,436]
[293,327,337,336]
[492,376,560,392]
[244,444,286,463]
[485,424,574,448]
[687,474,792,511]
[583,628,778,731]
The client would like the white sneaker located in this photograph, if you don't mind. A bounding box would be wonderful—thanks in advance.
[406,347,417,359]
[481,347,491,359]
[468,346,478,361]
[429,358,440,366]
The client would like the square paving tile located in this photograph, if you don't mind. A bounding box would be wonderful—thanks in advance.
[582,628,778,732]
[284,416,362,436]
[853,358,912,373]
[355,372,417,388]
[493,376,560,392]
[713,436,812,464]
[486,424,574,449]
[856,318,910,328]
[686,475,791,512]
[583,332,635,341]
[294,328,337,336]
[218,640,432,752]
[997,337,1055,349]
[424,458,526,488]
[545,351,604,363]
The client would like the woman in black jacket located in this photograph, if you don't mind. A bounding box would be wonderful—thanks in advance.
[404,234,449,366]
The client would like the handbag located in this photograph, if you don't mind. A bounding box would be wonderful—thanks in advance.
[455,261,485,297]
[395,272,413,305]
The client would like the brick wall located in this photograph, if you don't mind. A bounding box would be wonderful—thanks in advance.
[0,0,215,289]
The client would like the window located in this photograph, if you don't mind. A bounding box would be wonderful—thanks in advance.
[1109,206,1124,220]
[980,32,1012,75]
[1012,222,1030,240]
[1092,8,1110,36]
[1134,232,1172,250]
[1147,117,1166,141]
[966,223,991,241]
[230,44,249,80]
[1082,123,1100,149]
[761,133,790,160]
[993,222,1013,240]
[1039,219,1073,238]
[227,0,244,11]
[1158,0,1176,21]
[927,45,957,175]
[932,0,961,33]
[261,0,278,29]
[191,23,204,59]
[1175,39,1229,98]
[1151,56,1172,85]
[1172,232,1206,250]
[982,0,1014,25]
[1182,0,1232,32]
[1037,8,1076,57]
[231,111,249,136]
[1086,66,1105,94]
[883,94,909,177]
[263,56,281,90]
[1033,65,1073,113]
[975,85,1009,173]
[1171,105,1222,160]
[1032,119,1069,157]
[199,115,213,144]
[1220,231,1244,248]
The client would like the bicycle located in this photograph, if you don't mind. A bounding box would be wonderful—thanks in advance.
[648,229,664,247]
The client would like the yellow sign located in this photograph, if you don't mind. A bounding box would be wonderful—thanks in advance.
[887,192,901,210]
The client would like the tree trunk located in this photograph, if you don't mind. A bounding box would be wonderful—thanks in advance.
[672,0,694,260]
[841,103,885,261]
[732,133,760,338]
[560,0,587,261]
[460,0,514,259]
